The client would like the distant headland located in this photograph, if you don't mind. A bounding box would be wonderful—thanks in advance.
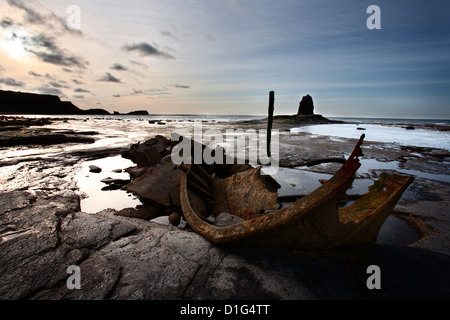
[0,90,148,116]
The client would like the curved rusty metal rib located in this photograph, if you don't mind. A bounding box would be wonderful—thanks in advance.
[180,135,366,245]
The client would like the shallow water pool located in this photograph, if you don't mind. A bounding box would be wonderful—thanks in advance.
[75,155,142,213]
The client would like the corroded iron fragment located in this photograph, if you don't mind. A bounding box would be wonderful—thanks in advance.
[180,134,414,250]
[221,166,279,220]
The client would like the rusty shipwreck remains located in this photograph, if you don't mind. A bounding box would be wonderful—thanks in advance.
[121,132,413,250]
[178,134,413,249]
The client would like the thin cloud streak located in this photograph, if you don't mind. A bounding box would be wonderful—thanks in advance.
[123,42,175,59]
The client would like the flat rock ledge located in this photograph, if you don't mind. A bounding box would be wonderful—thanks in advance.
[1,187,450,300]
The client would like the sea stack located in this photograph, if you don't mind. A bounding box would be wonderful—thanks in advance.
[297,94,314,115]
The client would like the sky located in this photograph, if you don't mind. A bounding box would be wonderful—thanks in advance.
[0,0,449,118]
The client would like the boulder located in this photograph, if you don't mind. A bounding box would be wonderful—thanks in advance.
[125,164,183,206]
[122,135,172,168]
[89,165,102,173]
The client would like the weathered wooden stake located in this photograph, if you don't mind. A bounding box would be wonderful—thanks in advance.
[267,91,274,157]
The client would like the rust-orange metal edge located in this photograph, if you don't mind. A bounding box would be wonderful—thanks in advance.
[180,134,414,249]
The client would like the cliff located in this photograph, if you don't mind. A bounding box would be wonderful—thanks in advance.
[0,90,110,115]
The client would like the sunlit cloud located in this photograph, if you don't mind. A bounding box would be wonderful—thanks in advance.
[6,0,82,37]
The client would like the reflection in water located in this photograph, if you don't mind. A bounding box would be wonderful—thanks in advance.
[376,215,419,245]
[75,155,142,213]
[291,123,450,151]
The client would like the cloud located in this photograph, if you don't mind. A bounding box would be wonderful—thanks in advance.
[0,77,25,87]
[34,84,64,96]
[28,71,42,77]
[111,63,128,71]
[123,42,175,59]
[144,88,171,96]
[20,33,89,69]
[112,94,121,98]
[0,18,14,28]
[3,2,88,69]
[6,0,82,36]
[73,95,84,99]
[34,51,87,68]
[74,88,90,93]
[0,65,5,73]
[49,81,70,89]
[7,0,44,24]
[129,60,149,69]
[173,84,191,89]
[160,30,179,40]
[97,72,121,83]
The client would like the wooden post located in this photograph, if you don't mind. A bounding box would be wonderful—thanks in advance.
[267,91,275,158]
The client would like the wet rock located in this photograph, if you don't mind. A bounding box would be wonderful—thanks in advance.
[125,164,184,207]
[0,115,52,127]
[0,133,95,147]
[124,166,149,179]
[100,177,131,185]
[115,202,166,220]
[101,183,123,191]
[271,114,344,126]
[122,135,172,168]
[431,151,450,159]
[89,165,102,173]
[213,212,245,227]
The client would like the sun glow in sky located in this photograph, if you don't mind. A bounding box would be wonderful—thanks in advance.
[0,30,29,59]
[0,0,449,118]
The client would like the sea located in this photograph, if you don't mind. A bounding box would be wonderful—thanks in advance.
[12,113,450,148]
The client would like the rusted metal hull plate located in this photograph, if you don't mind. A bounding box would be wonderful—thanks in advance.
[180,134,414,250]
[221,167,278,220]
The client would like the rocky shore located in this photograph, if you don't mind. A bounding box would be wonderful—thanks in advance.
[0,116,449,300]
[0,116,97,147]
